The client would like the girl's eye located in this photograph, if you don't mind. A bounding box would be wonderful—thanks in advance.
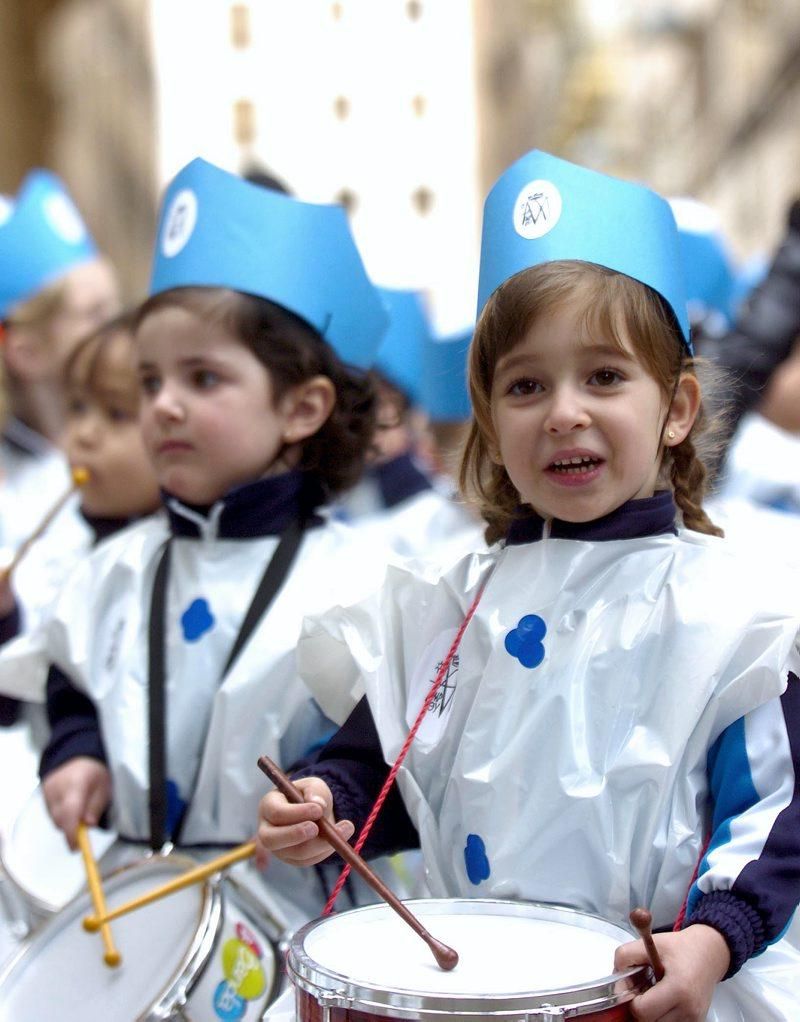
[108,406,135,423]
[507,378,542,397]
[589,367,624,387]
[191,368,220,389]
[67,396,88,416]
[139,374,161,396]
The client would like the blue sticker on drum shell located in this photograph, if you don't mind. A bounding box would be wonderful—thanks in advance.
[504,614,547,668]
[181,597,216,642]
[213,980,246,1021]
[465,833,491,885]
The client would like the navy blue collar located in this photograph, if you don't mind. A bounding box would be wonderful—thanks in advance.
[80,510,138,545]
[505,491,678,545]
[371,453,433,509]
[164,471,325,540]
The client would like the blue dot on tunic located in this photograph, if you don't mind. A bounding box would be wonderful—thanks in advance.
[464,833,491,885]
[181,597,215,642]
[504,613,547,668]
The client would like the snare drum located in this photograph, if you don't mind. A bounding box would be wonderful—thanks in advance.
[0,853,283,1021]
[288,899,652,1020]
[0,784,118,929]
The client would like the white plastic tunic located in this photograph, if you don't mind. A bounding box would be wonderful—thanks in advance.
[298,529,800,1019]
[9,511,392,849]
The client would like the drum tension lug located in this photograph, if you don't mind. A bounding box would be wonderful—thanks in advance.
[532,1006,565,1019]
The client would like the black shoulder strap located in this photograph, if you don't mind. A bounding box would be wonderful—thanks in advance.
[147,518,307,849]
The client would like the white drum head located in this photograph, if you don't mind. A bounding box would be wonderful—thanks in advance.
[0,855,214,1021]
[289,899,650,1018]
[1,786,117,914]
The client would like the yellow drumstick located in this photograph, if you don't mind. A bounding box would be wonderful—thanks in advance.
[76,822,121,967]
[0,466,90,584]
[83,841,256,932]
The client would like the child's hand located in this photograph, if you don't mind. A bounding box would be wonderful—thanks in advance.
[614,924,731,1021]
[42,757,112,851]
[255,775,355,871]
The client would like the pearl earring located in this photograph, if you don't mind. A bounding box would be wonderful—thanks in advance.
[667,430,676,440]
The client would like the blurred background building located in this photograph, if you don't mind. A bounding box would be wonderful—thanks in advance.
[1,0,797,325]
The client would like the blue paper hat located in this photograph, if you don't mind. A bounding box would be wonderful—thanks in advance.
[478,150,691,351]
[373,288,430,404]
[670,198,736,326]
[150,158,387,370]
[0,170,97,319]
[422,327,473,422]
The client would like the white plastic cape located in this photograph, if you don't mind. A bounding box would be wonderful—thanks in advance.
[717,412,800,513]
[298,529,800,1020]
[8,513,393,849]
[337,477,488,572]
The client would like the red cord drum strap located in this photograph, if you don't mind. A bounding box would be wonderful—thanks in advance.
[322,575,491,915]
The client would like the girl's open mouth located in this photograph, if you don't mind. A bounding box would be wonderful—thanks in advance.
[548,455,603,475]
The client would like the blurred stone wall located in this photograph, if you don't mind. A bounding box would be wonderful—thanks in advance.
[471,0,800,260]
[0,0,157,303]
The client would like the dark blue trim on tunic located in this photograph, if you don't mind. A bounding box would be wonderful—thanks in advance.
[164,470,325,539]
[372,453,433,510]
[506,490,677,545]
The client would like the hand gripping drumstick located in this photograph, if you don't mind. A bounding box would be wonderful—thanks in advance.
[83,841,255,932]
[629,907,666,982]
[76,823,121,967]
[0,466,89,584]
[257,756,459,972]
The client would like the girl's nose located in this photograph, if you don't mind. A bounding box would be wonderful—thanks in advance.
[543,386,591,434]
[151,384,185,424]
[73,410,102,448]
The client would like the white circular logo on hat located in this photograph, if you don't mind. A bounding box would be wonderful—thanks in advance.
[513,179,562,239]
[161,188,198,258]
[0,196,12,227]
[43,193,87,245]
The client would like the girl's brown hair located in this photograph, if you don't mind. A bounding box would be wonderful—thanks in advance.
[63,310,138,395]
[135,288,377,500]
[460,261,723,545]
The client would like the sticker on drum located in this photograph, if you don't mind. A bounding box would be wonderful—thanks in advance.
[0,854,281,1021]
[288,899,652,1020]
[1,785,117,919]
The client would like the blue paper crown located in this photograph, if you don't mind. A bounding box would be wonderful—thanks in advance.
[421,327,473,422]
[0,170,97,319]
[374,288,430,404]
[150,158,387,370]
[477,150,691,351]
[670,198,736,325]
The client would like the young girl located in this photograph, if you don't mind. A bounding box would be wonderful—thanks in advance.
[339,288,484,569]
[0,170,119,647]
[256,151,800,1021]
[28,158,392,919]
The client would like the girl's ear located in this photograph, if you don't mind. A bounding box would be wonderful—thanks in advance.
[280,375,337,445]
[664,372,701,447]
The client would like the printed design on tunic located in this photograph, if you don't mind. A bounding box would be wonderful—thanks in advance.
[181,597,216,642]
[427,653,460,719]
[504,613,547,668]
[464,833,491,885]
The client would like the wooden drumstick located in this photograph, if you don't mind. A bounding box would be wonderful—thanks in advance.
[0,466,90,584]
[76,822,121,967]
[629,907,665,981]
[257,755,459,972]
[83,841,255,932]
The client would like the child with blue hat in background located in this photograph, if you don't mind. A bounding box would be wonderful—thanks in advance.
[0,173,117,729]
[257,149,800,1020]
[28,158,397,926]
[338,288,484,569]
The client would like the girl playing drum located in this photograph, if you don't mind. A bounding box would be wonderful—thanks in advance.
[256,150,800,1021]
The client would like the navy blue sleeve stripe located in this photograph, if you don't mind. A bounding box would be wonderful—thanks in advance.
[729,673,800,943]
